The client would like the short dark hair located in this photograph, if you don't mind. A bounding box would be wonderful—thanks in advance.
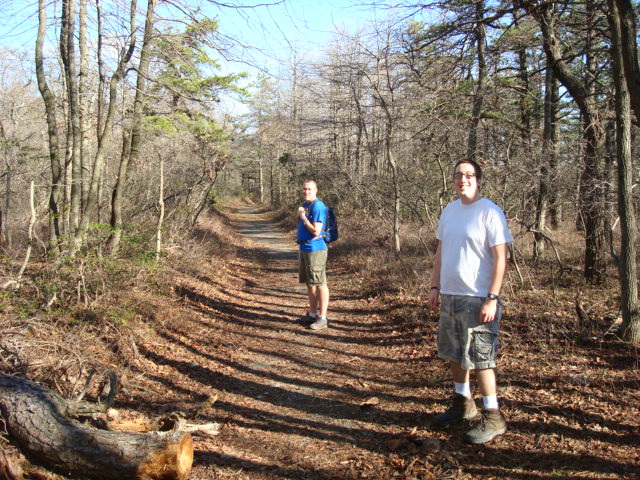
[453,159,483,181]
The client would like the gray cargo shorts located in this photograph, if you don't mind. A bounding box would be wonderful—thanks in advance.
[437,294,502,370]
[298,249,327,286]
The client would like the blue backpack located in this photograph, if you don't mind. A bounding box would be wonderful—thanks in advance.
[324,207,339,243]
[298,203,339,245]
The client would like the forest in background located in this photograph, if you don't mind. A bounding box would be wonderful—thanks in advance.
[3,0,637,339]
[0,0,639,363]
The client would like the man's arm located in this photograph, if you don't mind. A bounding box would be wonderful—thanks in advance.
[428,240,442,309]
[479,243,508,323]
[298,207,323,236]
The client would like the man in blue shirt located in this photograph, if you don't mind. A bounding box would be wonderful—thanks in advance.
[297,179,329,330]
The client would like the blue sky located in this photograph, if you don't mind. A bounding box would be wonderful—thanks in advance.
[0,1,421,72]
[204,1,393,77]
[0,1,422,112]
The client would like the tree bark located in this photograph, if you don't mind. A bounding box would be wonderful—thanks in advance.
[36,0,62,256]
[72,0,136,253]
[534,65,559,260]
[467,0,487,163]
[607,0,639,344]
[156,155,164,261]
[79,0,91,211]
[109,0,156,254]
[61,0,82,237]
[0,374,193,480]
[614,0,640,123]
[532,1,608,284]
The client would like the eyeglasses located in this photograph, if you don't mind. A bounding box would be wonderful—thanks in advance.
[453,172,476,180]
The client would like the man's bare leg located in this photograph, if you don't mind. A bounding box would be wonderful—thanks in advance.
[306,284,318,314]
[316,285,329,317]
[450,361,470,384]
[476,368,497,397]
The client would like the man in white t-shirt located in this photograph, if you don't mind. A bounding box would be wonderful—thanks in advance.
[428,159,513,444]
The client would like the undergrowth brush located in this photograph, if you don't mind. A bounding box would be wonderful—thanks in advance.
[333,214,637,367]
[0,207,238,394]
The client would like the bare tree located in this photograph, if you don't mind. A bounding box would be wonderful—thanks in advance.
[35,0,62,256]
[530,0,609,284]
[72,0,136,252]
[108,0,156,254]
[606,0,639,344]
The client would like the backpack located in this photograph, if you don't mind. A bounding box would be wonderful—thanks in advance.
[297,202,339,245]
[323,207,339,244]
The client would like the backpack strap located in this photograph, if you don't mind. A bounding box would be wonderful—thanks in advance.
[297,200,326,244]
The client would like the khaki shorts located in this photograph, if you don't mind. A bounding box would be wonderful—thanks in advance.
[437,294,501,370]
[299,249,327,286]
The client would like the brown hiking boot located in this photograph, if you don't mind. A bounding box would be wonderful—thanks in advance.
[465,408,507,444]
[433,393,477,427]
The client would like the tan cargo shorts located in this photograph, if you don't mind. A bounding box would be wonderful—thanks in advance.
[298,249,327,286]
[437,294,502,370]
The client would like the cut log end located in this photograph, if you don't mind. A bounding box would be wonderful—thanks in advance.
[137,433,193,480]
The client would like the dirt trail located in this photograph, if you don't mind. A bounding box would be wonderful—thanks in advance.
[153,202,436,479]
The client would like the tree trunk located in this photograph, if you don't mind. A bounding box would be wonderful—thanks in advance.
[1,123,12,249]
[96,0,106,135]
[258,158,264,203]
[36,0,62,256]
[79,0,91,212]
[16,182,35,280]
[156,156,164,261]
[61,0,82,238]
[533,1,608,284]
[270,164,274,206]
[614,0,640,123]
[388,144,401,255]
[0,374,193,480]
[72,0,136,252]
[546,67,560,229]
[607,0,639,344]
[109,0,156,254]
[467,0,486,162]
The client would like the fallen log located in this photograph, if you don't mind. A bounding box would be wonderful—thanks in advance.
[0,374,193,480]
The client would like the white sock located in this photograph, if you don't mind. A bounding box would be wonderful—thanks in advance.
[309,311,317,318]
[483,395,499,410]
[454,382,472,398]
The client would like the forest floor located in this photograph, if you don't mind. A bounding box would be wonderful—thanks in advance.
[6,201,637,480]
[106,201,639,480]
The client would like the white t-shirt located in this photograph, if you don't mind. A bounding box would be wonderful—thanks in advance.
[436,197,513,297]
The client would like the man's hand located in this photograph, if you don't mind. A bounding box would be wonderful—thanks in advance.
[298,206,306,220]
[479,300,497,323]
[428,288,440,310]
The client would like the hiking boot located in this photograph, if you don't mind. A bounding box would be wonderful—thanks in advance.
[309,316,328,330]
[465,408,507,444]
[433,393,477,427]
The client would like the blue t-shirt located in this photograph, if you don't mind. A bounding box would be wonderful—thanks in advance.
[298,199,328,252]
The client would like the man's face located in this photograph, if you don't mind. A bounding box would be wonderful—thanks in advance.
[301,181,318,202]
[453,162,480,203]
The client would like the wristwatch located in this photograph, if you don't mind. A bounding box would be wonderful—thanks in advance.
[486,293,499,301]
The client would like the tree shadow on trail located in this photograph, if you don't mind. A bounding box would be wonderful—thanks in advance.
[135,345,430,457]
[175,285,421,349]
